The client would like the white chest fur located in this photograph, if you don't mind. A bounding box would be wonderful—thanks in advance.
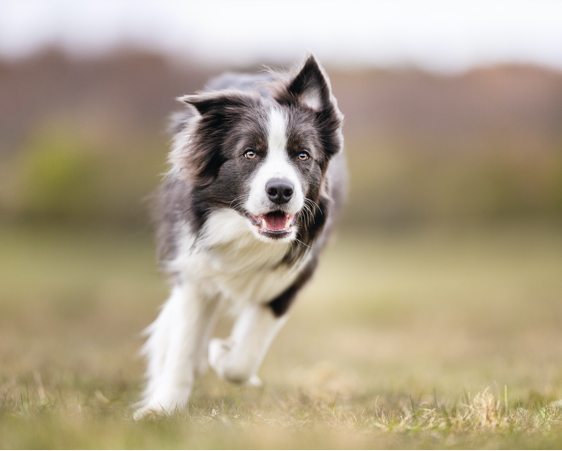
[168,209,310,309]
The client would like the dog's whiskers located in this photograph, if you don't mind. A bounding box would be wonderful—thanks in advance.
[294,237,311,249]
[300,198,318,227]
[229,195,248,209]
[229,195,249,213]
[305,198,322,216]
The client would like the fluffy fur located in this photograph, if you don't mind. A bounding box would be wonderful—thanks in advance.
[134,55,346,418]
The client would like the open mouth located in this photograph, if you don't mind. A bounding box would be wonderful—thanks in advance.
[247,211,295,238]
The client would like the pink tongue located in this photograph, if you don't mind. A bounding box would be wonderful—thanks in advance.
[263,213,287,230]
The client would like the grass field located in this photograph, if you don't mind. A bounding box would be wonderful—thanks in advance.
[2,222,562,448]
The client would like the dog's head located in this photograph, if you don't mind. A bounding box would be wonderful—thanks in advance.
[171,55,343,244]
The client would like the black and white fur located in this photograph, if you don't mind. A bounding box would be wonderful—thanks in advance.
[134,55,345,418]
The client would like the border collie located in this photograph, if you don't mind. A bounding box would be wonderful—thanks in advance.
[134,55,346,418]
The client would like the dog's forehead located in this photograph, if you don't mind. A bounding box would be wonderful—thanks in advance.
[260,101,316,140]
[230,99,317,153]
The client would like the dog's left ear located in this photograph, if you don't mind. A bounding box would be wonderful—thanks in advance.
[277,55,342,116]
[276,55,343,160]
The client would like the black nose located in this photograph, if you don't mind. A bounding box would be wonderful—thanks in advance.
[265,178,294,204]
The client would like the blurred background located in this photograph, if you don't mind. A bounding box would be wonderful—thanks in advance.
[2,1,562,446]
[2,0,562,229]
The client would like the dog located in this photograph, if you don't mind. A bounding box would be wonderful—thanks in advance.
[134,55,346,419]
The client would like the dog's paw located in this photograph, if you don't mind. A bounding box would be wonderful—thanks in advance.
[133,389,190,420]
[133,399,189,420]
[133,402,170,420]
[245,374,262,387]
[208,337,233,372]
[208,338,262,386]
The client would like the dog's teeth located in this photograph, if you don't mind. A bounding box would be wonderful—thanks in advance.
[261,218,266,229]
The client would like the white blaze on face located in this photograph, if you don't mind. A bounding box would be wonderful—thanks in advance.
[268,107,288,158]
[245,107,304,216]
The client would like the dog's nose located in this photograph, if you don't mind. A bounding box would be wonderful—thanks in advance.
[265,178,294,204]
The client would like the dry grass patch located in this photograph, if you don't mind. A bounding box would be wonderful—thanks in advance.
[1,223,562,448]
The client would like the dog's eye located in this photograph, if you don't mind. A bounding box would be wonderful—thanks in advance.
[244,150,257,160]
[298,152,310,161]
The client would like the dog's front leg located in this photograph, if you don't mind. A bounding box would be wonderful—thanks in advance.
[134,282,219,419]
[208,302,288,386]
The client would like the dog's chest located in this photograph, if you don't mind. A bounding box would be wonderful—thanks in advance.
[202,255,299,308]
[172,209,308,306]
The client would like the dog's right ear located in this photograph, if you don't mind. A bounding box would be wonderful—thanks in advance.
[177,91,253,116]
[171,91,256,186]
[177,94,220,116]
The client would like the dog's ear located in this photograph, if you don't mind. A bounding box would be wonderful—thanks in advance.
[177,91,252,116]
[177,94,215,116]
[277,55,341,115]
[288,55,330,111]
[276,55,343,160]
[171,91,256,186]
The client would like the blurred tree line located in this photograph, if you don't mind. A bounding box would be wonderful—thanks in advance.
[1,49,562,230]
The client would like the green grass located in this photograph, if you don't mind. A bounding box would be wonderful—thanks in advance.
[1,222,562,448]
